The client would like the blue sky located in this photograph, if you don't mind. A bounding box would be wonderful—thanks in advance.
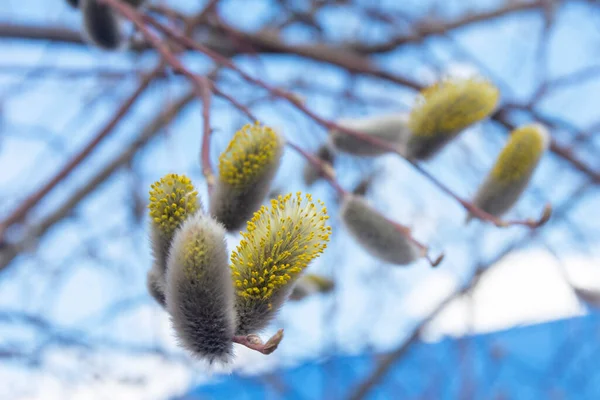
[0,0,599,398]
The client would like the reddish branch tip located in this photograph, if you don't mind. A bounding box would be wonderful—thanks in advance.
[428,252,445,268]
[232,329,284,355]
[536,203,553,227]
[493,203,552,229]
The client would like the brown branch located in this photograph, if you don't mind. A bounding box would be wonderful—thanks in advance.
[347,181,590,400]
[210,83,443,267]
[198,77,215,192]
[99,0,219,190]
[139,11,552,230]
[349,0,546,54]
[232,329,284,355]
[0,64,163,242]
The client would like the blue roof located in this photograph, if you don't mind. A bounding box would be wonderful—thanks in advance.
[176,314,600,399]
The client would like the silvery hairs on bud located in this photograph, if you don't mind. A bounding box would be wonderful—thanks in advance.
[147,174,201,281]
[231,192,331,335]
[340,194,421,265]
[302,143,335,186]
[406,77,499,160]
[165,212,236,364]
[81,0,124,50]
[467,123,550,223]
[328,112,410,156]
[146,266,166,308]
[210,122,283,232]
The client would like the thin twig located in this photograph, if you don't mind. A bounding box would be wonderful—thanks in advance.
[212,84,443,267]
[133,13,551,229]
[0,64,163,242]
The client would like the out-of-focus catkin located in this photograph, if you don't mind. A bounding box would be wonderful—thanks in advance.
[328,113,411,156]
[407,77,499,160]
[81,0,124,50]
[209,122,283,232]
[302,144,335,186]
[289,274,335,301]
[124,0,147,7]
[148,174,200,279]
[165,213,235,364]
[467,123,550,222]
[340,195,422,265]
[231,192,331,335]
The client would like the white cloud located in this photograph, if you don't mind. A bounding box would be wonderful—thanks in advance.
[413,250,594,341]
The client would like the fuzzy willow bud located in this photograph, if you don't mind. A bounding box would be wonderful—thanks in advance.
[231,192,331,335]
[124,0,147,7]
[328,113,410,156]
[81,0,124,50]
[289,274,335,301]
[340,195,422,265]
[210,122,283,231]
[165,213,235,363]
[468,123,550,222]
[407,77,499,160]
[148,174,201,278]
[302,144,335,186]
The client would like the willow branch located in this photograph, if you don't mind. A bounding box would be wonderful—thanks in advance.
[0,64,163,242]
[0,91,196,273]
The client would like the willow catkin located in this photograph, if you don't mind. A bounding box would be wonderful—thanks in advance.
[328,112,411,156]
[147,174,201,279]
[124,0,147,6]
[289,274,335,301]
[467,123,550,222]
[165,212,235,363]
[81,0,124,50]
[407,77,499,160]
[231,192,331,335]
[340,195,421,265]
[209,122,283,232]
[302,144,335,186]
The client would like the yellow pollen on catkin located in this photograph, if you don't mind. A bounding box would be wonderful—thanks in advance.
[230,192,331,302]
[490,125,546,183]
[218,122,281,188]
[408,77,499,137]
[148,173,198,237]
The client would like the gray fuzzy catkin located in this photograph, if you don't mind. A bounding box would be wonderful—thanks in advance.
[146,266,166,308]
[340,195,421,265]
[466,124,550,223]
[302,144,335,186]
[124,0,147,7]
[165,213,235,363]
[328,113,410,156]
[234,300,275,336]
[81,0,123,50]
[209,176,275,232]
[466,175,534,223]
[209,127,283,232]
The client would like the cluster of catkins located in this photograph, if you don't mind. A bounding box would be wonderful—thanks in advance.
[305,76,549,266]
[146,122,331,363]
[65,0,146,50]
